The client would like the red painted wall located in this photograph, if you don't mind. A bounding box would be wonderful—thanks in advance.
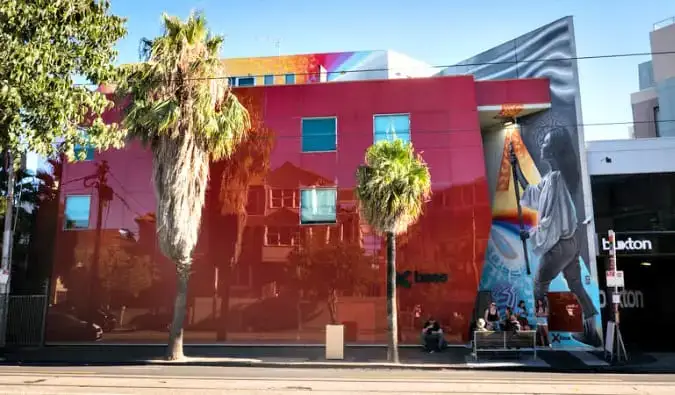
[47,75,546,344]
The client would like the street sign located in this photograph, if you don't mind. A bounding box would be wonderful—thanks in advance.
[606,270,625,288]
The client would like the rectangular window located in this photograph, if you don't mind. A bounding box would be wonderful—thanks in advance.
[655,106,661,137]
[285,73,296,84]
[301,117,337,152]
[300,188,337,224]
[264,75,274,85]
[228,77,237,87]
[74,145,95,161]
[374,114,410,143]
[265,226,300,246]
[64,195,91,229]
[270,189,298,208]
[237,77,255,87]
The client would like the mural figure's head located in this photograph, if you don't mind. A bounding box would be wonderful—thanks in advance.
[537,126,581,196]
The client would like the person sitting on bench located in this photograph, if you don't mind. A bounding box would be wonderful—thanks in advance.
[421,317,445,353]
[503,307,521,332]
[484,302,501,330]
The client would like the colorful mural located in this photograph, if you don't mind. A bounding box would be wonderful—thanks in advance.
[461,17,604,349]
[222,51,389,85]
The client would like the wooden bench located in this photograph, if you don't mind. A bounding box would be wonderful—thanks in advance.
[472,330,537,361]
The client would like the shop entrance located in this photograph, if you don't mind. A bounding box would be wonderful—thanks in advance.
[598,255,675,352]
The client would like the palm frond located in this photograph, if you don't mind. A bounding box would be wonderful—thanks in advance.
[355,139,431,235]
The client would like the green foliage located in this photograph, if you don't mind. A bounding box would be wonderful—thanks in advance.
[117,11,250,161]
[0,0,127,159]
[355,139,432,235]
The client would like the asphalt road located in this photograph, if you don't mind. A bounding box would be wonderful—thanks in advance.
[0,365,674,394]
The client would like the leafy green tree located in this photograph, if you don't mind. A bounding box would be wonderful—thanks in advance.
[355,139,431,363]
[0,0,127,157]
[0,0,126,290]
[117,12,250,360]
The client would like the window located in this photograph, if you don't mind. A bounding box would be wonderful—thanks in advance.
[374,114,410,143]
[270,189,299,208]
[285,73,296,84]
[64,195,91,229]
[300,188,337,224]
[655,106,661,137]
[237,77,255,87]
[265,226,300,246]
[264,75,274,85]
[227,77,237,87]
[74,145,95,161]
[301,117,337,152]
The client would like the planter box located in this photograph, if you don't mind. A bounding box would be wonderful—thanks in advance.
[325,324,344,360]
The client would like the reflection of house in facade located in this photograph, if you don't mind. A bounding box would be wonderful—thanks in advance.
[45,17,598,346]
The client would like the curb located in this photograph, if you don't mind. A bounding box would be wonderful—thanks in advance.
[0,358,613,373]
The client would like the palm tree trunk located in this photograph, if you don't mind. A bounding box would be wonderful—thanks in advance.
[167,258,191,360]
[386,231,399,363]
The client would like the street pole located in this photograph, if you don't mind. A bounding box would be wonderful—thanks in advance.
[85,160,110,317]
[0,150,15,347]
[607,230,627,362]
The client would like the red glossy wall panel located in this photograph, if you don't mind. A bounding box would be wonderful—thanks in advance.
[45,75,543,345]
[475,78,551,106]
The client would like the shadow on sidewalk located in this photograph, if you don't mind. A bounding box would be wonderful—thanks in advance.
[0,345,470,367]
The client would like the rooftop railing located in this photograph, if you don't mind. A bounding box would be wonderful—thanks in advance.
[654,17,675,31]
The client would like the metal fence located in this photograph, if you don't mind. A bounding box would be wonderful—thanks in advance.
[0,294,48,347]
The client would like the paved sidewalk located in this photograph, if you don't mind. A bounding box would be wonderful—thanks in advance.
[0,344,611,372]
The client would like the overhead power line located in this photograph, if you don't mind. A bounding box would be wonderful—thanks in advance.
[73,50,675,87]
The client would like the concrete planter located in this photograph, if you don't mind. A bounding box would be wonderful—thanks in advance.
[325,324,345,360]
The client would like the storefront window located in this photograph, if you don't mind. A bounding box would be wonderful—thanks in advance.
[592,172,675,233]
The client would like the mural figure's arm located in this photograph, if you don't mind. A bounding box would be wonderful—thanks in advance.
[508,149,530,190]
[508,145,533,243]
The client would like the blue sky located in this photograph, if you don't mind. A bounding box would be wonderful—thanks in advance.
[111,1,671,142]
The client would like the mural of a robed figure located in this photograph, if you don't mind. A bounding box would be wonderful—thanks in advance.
[511,127,600,346]
[455,16,603,348]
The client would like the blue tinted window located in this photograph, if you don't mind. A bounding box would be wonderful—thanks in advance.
[285,74,296,84]
[374,114,410,143]
[238,77,255,87]
[300,188,337,224]
[74,145,95,161]
[64,195,91,229]
[302,118,336,152]
[228,77,237,87]
[264,75,274,85]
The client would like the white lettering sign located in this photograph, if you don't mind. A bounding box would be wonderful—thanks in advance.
[601,237,652,252]
[600,289,644,309]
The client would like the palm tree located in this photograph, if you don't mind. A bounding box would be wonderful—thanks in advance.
[118,12,250,360]
[355,139,431,363]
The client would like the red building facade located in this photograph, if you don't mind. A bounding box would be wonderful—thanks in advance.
[47,75,551,344]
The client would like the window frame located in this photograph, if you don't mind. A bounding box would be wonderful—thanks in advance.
[299,186,338,226]
[63,194,92,230]
[373,113,411,144]
[264,225,300,246]
[269,188,299,209]
[285,73,296,84]
[237,76,256,87]
[263,74,274,85]
[301,116,338,153]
